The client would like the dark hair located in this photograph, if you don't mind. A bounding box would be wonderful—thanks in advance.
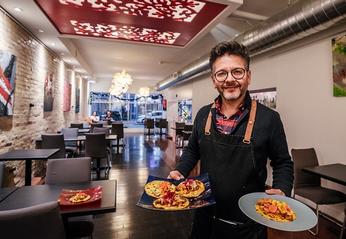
[209,41,250,71]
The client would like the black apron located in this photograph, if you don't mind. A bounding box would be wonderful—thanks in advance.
[190,100,266,239]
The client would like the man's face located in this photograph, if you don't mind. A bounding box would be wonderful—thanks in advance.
[211,54,251,101]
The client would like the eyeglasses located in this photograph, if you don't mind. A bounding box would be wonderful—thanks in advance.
[213,68,247,82]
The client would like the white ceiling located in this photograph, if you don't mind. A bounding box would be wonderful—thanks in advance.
[0,0,294,89]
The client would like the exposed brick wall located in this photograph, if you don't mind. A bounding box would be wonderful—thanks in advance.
[0,10,87,186]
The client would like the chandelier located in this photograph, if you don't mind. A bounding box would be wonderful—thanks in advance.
[109,70,133,96]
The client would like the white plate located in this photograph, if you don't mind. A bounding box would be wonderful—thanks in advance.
[238,192,317,231]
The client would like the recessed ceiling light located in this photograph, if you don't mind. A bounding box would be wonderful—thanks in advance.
[14,7,22,12]
[60,52,65,56]
[51,43,56,46]
[38,29,44,33]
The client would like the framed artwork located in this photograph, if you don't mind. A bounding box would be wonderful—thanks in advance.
[178,99,192,123]
[249,87,277,109]
[332,35,346,96]
[0,51,16,117]
[44,73,55,112]
[75,88,80,113]
[63,82,71,112]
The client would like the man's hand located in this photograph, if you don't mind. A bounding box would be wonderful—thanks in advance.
[265,188,285,196]
[168,170,184,180]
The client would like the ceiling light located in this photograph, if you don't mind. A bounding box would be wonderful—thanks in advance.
[60,53,65,56]
[51,43,56,46]
[109,70,133,96]
[38,29,44,33]
[14,7,22,12]
[139,87,150,97]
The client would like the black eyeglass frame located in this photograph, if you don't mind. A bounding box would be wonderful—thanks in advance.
[212,67,248,83]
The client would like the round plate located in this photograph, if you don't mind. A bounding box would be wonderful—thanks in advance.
[238,192,317,231]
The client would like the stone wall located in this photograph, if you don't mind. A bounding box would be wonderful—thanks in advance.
[0,10,86,186]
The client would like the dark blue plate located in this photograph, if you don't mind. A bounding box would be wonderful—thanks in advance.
[136,173,216,211]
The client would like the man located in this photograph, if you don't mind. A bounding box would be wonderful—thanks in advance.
[168,41,293,239]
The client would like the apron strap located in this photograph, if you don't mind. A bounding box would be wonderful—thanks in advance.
[204,103,215,135]
[204,100,257,141]
[243,100,257,144]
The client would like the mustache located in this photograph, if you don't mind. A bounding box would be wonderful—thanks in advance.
[223,80,240,88]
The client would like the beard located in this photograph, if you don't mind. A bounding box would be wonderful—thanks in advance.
[217,81,244,101]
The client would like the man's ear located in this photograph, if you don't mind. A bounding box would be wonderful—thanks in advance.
[247,70,252,85]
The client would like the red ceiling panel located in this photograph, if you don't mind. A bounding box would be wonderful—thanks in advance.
[35,0,227,47]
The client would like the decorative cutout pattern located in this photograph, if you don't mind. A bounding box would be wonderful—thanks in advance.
[71,20,180,44]
[60,0,205,22]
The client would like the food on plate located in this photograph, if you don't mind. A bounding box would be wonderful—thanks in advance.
[153,191,190,210]
[68,192,91,203]
[176,179,205,198]
[144,180,176,198]
[255,198,296,222]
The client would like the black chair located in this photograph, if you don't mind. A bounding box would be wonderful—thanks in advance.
[0,201,66,239]
[291,148,346,235]
[144,118,154,136]
[111,123,124,154]
[70,123,83,129]
[182,124,193,147]
[85,133,111,179]
[46,157,94,239]
[340,207,346,239]
[175,122,185,148]
[155,119,168,136]
[41,134,66,158]
[90,123,103,131]
[92,126,110,136]
[61,128,79,157]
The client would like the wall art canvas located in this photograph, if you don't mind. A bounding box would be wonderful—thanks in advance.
[332,35,346,96]
[75,88,80,113]
[249,87,277,109]
[178,99,192,123]
[0,51,16,117]
[63,82,71,112]
[44,73,55,112]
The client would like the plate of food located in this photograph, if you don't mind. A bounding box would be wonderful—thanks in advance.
[238,192,317,231]
[59,185,103,206]
[137,174,215,211]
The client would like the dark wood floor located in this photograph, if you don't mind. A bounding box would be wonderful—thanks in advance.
[92,134,344,239]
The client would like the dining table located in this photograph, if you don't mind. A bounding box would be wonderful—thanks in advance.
[0,149,60,186]
[0,187,18,203]
[0,180,117,217]
[303,163,346,186]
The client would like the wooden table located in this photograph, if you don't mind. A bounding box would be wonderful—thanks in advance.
[0,180,117,217]
[303,163,346,186]
[0,149,60,186]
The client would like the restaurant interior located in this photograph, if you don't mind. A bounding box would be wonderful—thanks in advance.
[0,0,345,238]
